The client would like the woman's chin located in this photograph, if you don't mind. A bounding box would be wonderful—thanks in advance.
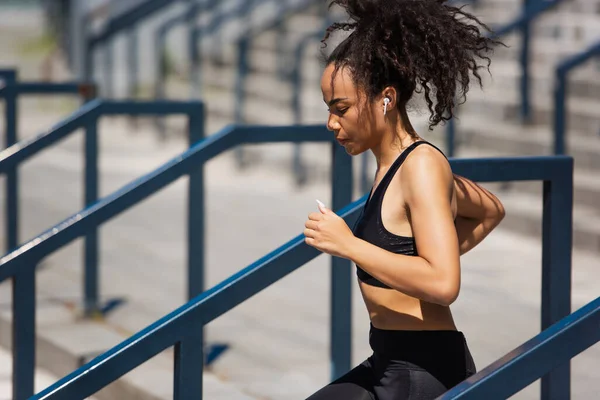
[345,144,365,156]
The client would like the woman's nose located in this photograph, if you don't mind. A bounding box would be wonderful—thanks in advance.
[327,114,339,132]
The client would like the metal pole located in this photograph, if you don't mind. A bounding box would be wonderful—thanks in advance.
[104,41,113,98]
[330,141,353,380]
[4,71,19,252]
[190,28,202,99]
[553,69,567,155]
[173,326,204,400]
[540,158,573,399]
[187,105,205,301]
[234,39,249,168]
[446,116,456,158]
[12,268,36,400]
[155,27,168,139]
[520,0,532,123]
[127,27,139,99]
[84,116,100,316]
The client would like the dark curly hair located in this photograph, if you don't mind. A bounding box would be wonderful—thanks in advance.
[321,0,503,130]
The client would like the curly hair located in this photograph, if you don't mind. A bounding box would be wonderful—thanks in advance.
[321,0,503,130]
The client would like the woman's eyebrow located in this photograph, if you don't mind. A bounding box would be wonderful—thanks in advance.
[327,97,349,107]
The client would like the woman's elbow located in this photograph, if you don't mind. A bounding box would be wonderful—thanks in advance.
[488,198,506,227]
[432,282,460,307]
[495,201,506,224]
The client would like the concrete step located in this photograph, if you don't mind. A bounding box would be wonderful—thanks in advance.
[0,301,256,399]
[456,114,600,171]
[480,185,600,254]
[0,346,97,400]
[461,85,600,139]
[456,142,600,214]
[199,0,325,57]
[481,58,600,103]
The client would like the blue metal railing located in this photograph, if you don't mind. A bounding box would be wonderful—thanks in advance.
[83,0,177,97]
[234,0,324,123]
[155,1,204,101]
[439,297,600,399]
[25,154,573,400]
[1,123,353,400]
[0,99,203,318]
[233,0,324,169]
[289,14,332,186]
[553,40,600,155]
[446,0,565,157]
[189,0,260,98]
[0,69,96,254]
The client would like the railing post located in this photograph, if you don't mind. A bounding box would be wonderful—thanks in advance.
[291,41,307,186]
[12,267,36,400]
[446,115,456,158]
[174,328,204,400]
[330,142,353,380]
[187,105,205,301]
[541,158,573,399]
[156,28,167,100]
[103,41,113,98]
[127,26,138,99]
[520,0,532,123]
[553,68,567,155]
[234,39,249,168]
[3,71,18,252]
[190,28,202,99]
[155,27,168,139]
[83,37,93,85]
[84,115,100,316]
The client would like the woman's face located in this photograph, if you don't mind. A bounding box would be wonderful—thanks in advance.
[320,63,386,156]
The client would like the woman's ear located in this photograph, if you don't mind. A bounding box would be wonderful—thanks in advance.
[381,87,398,110]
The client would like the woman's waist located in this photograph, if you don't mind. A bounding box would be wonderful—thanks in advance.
[360,283,457,331]
[368,323,475,388]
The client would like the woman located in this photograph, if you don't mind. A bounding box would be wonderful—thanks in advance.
[303,0,506,399]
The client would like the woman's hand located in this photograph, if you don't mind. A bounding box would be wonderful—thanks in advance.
[304,203,356,259]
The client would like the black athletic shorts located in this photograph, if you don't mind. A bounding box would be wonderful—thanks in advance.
[306,325,476,400]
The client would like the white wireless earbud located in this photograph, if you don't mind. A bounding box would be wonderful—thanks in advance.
[383,97,391,116]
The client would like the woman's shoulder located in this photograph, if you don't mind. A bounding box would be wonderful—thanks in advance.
[398,142,454,196]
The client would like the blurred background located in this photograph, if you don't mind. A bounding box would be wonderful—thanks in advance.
[0,0,598,399]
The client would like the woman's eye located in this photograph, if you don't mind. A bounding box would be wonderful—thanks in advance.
[326,107,348,115]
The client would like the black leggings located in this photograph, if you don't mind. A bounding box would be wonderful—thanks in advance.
[306,326,476,400]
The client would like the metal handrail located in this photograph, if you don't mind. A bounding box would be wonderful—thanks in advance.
[83,0,178,96]
[27,154,573,400]
[439,296,600,399]
[446,0,565,157]
[232,0,325,169]
[3,123,353,400]
[0,99,203,320]
[189,0,261,97]
[553,40,600,155]
[0,70,97,254]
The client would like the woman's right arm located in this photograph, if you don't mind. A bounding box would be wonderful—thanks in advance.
[453,175,505,255]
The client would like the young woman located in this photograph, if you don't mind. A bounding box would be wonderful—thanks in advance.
[303,0,506,398]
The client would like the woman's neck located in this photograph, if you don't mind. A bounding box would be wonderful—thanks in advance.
[371,108,419,170]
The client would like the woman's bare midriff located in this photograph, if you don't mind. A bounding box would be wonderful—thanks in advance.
[359,280,458,331]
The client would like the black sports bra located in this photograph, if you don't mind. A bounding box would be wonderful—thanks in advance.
[352,141,447,288]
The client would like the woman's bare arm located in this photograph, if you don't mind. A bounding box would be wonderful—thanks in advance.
[346,148,461,306]
[453,175,505,255]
